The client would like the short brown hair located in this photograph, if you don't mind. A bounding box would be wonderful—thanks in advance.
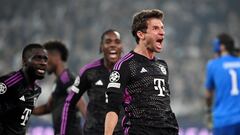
[131,9,164,43]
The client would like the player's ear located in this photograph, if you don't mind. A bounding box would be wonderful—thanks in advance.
[220,44,226,52]
[120,44,123,54]
[22,58,28,67]
[99,44,103,54]
[136,31,145,40]
[56,52,61,62]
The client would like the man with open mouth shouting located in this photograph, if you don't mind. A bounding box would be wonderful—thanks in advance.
[104,9,179,135]
[60,29,124,135]
[0,43,48,135]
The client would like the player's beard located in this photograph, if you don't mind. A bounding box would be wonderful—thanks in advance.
[146,40,161,53]
[27,66,45,80]
[146,39,156,53]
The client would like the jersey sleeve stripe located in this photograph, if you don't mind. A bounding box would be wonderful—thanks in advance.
[6,76,23,87]
[79,59,101,76]
[60,70,70,84]
[113,53,133,70]
[60,91,75,135]
[113,53,131,70]
[116,54,134,70]
[4,71,21,83]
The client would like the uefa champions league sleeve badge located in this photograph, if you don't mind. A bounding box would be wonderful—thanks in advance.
[0,82,7,94]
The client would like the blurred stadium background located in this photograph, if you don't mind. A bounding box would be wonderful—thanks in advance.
[0,0,239,135]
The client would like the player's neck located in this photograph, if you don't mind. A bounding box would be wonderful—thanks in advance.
[103,59,114,71]
[22,68,36,85]
[221,51,229,56]
[134,44,155,60]
[55,63,66,77]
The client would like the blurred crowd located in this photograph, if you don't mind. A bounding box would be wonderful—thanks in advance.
[0,0,239,126]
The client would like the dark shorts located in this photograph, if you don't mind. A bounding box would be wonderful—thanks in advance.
[213,123,240,135]
[124,125,178,135]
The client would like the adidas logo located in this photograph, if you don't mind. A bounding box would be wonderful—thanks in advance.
[140,67,148,73]
[19,95,25,101]
[95,80,103,86]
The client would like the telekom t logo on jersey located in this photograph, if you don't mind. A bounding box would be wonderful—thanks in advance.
[154,78,166,97]
[20,108,32,126]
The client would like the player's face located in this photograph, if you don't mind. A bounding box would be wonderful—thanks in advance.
[25,48,48,80]
[144,18,165,53]
[101,31,123,64]
[46,51,58,74]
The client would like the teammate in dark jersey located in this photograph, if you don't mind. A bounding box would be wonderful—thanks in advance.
[32,41,86,135]
[0,44,48,135]
[61,29,124,135]
[104,9,179,135]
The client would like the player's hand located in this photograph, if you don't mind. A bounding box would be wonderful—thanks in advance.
[205,110,213,129]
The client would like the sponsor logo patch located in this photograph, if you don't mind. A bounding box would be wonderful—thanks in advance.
[107,82,121,88]
[74,76,80,86]
[71,85,80,93]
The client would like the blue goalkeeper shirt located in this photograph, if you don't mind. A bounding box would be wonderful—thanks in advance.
[205,54,240,127]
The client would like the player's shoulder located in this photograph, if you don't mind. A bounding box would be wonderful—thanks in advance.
[155,57,168,66]
[113,51,135,71]
[207,57,220,68]
[79,59,102,76]
[0,70,24,94]
[59,69,75,84]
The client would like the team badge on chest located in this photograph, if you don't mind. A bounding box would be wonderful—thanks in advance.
[158,64,167,75]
